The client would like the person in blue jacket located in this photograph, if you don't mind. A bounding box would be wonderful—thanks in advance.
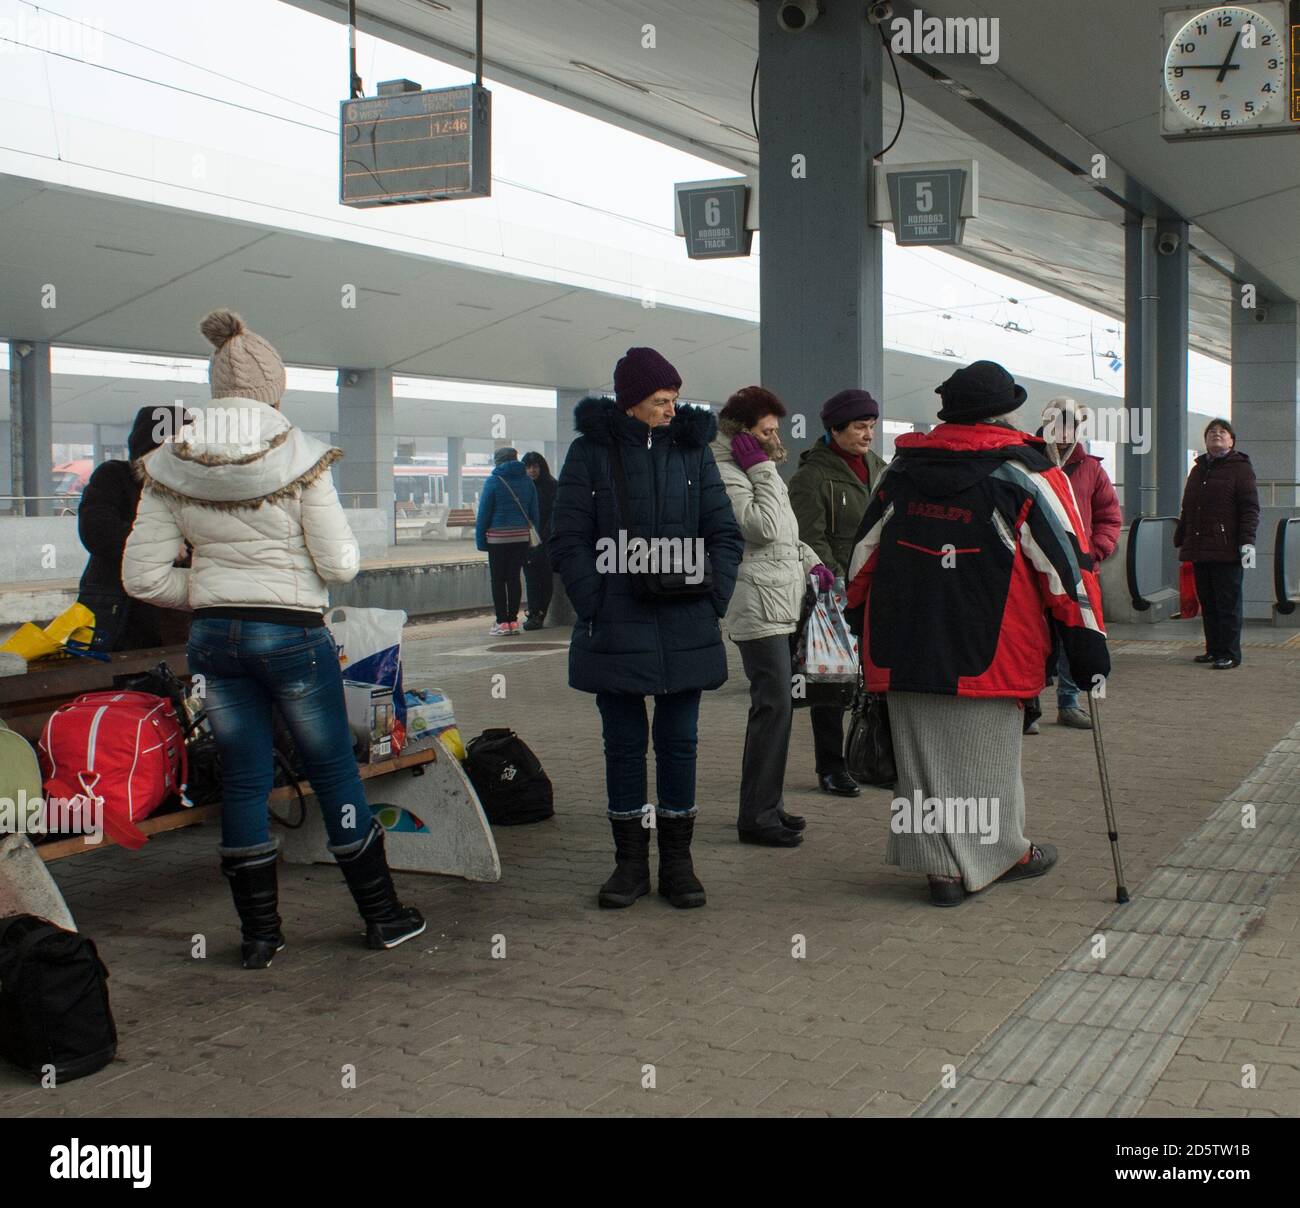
[550,347,744,911]
[475,447,541,636]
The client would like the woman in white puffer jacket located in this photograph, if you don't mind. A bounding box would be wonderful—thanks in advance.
[709,386,836,849]
[123,310,424,969]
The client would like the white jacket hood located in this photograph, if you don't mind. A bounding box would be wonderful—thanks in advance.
[137,397,340,507]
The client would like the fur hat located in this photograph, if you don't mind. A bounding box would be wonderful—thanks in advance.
[199,309,287,408]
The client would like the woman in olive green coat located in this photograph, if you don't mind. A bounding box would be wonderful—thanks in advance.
[788,389,888,796]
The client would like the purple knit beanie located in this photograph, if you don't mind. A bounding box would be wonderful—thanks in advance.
[820,388,879,429]
[613,347,682,409]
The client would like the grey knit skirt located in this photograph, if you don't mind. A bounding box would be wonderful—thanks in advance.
[884,692,1029,892]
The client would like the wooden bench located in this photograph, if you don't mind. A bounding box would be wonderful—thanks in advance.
[0,645,500,882]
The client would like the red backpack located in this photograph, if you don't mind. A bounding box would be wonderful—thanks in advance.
[38,691,188,851]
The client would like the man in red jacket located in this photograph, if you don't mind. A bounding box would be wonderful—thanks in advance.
[1039,398,1122,729]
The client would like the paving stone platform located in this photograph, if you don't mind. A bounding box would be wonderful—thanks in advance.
[2,615,1297,1118]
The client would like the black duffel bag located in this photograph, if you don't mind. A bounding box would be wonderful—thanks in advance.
[0,915,117,1084]
[464,729,555,826]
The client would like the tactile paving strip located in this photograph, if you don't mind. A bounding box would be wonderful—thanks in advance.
[915,719,1300,1117]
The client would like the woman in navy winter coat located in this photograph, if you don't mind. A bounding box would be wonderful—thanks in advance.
[475,447,541,635]
[550,347,743,912]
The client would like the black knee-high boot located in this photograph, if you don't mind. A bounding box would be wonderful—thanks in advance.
[219,847,285,970]
[331,820,426,950]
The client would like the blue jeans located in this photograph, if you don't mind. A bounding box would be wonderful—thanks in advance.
[187,619,373,851]
[595,690,701,819]
[1056,648,1079,710]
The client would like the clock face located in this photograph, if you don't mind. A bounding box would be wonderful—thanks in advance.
[1164,6,1287,128]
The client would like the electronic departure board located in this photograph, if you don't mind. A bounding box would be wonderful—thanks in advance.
[340,82,491,207]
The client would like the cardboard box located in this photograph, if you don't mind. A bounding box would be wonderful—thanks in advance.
[344,681,394,763]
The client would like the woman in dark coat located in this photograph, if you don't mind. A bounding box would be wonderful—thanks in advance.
[550,347,743,910]
[76,404,190,651]
[1175,418,1259,669]
[520,451,557,630]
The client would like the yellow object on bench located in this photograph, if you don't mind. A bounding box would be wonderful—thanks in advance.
[0,603,96,663]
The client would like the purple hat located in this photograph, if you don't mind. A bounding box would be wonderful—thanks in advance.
[614,347,682,409]
[820,388,879,429]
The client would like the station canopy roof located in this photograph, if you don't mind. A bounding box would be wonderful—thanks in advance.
[282,0,1300,362]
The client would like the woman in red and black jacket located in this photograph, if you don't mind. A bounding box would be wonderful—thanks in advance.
[1175,418,1259,670]
[843,361,1110,908]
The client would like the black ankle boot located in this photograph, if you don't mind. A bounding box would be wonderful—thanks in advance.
[220,849,285,970]
[598,816,651,908]
[521,611,545,631]
[656,814,706,909]
[332,821,426,949]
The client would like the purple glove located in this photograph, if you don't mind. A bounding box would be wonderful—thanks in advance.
[810,564,835,593]
[731,432,769,472]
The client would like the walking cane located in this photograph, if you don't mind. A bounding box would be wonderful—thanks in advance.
[1087,693,1130,904]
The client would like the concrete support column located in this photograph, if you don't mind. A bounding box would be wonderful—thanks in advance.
[336,368,395,516]
[8,340,54,516]
[1232,300,1300,621]
[544,440,557,472]
[759,0,883,448]
[1123,220,1158,523]
[446,435,464,508]
[1155,218,1189,526]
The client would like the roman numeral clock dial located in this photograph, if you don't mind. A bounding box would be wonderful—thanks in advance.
[1163,3,1290,134]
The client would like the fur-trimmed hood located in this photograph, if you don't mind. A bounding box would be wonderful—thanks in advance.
[572,395,717,448]
[134,397,341,510]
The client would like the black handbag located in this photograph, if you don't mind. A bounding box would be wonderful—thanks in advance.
[608,442,713,602]
[845,683,896,788]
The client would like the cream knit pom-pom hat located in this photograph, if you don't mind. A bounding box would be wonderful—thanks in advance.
[199,309,287,407]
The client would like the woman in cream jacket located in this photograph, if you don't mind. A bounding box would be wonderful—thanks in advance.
[124,309,423,969]
[710,387,835,848]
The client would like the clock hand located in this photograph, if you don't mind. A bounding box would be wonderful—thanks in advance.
[1216,30,1242,84]
[1181,64,1241,70]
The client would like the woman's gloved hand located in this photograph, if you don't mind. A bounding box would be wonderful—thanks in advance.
[731,432,769,472]
[810,564,836,593]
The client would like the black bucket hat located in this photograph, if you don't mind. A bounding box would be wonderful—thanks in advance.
[935,360,1028,423]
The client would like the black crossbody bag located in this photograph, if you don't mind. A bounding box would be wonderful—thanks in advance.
[608,442,713,602]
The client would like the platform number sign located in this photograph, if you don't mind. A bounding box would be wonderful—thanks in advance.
[1161,3,1297,136]
[885,168,966,246]
[678,184,752,259]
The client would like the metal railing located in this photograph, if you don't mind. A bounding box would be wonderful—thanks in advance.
[1126,515,1179,611]
[1275,516,1300,615]
[0,494,82,517]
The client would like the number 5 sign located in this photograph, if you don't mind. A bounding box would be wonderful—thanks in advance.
[885,168,968,246]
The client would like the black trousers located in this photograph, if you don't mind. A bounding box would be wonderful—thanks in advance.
[487,543,530,623]
[736,635,795,830]
[810,704,846,775]
[1193,561,1244,663]
[523,543,553,618]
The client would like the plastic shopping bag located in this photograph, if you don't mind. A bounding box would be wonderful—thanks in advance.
[793,580,858,684]
[326,607,407,760]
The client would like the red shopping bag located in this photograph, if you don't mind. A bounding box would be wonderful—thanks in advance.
[1178,561,1200,619]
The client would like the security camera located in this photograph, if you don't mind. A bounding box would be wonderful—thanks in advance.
[1252,305,1270,324]
[1156,231,1181,256]
[867,1,894,24]
[777,1,822,32]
